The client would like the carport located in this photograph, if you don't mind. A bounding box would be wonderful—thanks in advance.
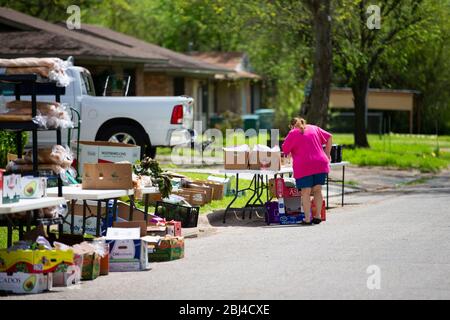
[329,88,419,133]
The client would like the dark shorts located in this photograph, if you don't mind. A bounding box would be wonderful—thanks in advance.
[296,173,327,189]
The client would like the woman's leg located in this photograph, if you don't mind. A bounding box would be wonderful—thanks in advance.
[301,188,312,222]
[312,185,323,219]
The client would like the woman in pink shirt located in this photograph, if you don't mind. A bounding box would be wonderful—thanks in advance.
[282,117,333,225]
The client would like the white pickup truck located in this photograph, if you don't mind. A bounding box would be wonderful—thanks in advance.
[2,66,194,158]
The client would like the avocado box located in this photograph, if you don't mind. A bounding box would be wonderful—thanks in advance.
[0,272,52,294]
[148,236,184,262]
[20,176,47,199]
[0,249,74,274]
[106,228,151,272]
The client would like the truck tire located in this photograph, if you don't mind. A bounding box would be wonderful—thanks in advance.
[96,125,156,159]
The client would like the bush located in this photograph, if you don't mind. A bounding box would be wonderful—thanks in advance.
[0,131,28,168]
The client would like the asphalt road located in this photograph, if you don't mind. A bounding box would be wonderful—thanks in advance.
[2,175,450,300]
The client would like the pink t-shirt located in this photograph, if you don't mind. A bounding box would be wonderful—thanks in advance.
[282,125,332,179]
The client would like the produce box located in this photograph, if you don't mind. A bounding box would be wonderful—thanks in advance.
[148,236,184,262]
[2,173,21,204]
[194,180,224,200]
[0,272,52,294]
[279,213,305,225]
[207,176,232,196]
[172,188,207,206]
[106,228,151,272]
[0,249,74,274]
[82,163,133,190]
[166,221,182,237]
[20,176,47,199]
[53,253,83,287]
[146,225,168,237]
[271,178,301,198]
[81,252,101,280]
[72,140,140,175]
[223,145,249,170]
[113,221,147,237]
[249,146,281,171]
[186,183,213,203]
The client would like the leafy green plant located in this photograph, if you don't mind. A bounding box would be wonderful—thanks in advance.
[133,157,172,198]
[0,131,28,168]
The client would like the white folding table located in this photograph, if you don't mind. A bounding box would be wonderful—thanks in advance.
[47,186,134,237]
[219,162,350,223]
[0,197,66,247]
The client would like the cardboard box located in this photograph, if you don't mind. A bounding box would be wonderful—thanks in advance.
[20,176,47,199]
[2,173,21,204]
[113,221,147,237]
[73,140,140,175]
[207,176,232,196]
[53,253,83,287]
[279,213,305,225]
[0,272,52,294]
[106,228,151,272]
[186,183,213,203]
[272,178,300,198]
[223,145,249,170]
[166,221,182,237]
[148,236,184,262]
[194,180,224,200]
[0,249,74,274]
[249,150,281,171]
[82,163,133,190]
[81,252,101,280]
[173,189,207,206]
[146,225,168,237]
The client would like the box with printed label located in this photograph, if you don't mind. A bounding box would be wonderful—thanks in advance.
[0,249,74,274]
[20,176,47,199]
[148,236,184,262]
[0,272,52,294]
[53,253,83,287]
[106,228,151,272]
[2,173,21,204]
[166,221,182,237]
[81,252,101,280]
[73,141,140,175]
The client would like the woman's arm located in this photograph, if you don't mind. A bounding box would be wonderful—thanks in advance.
[282,131,295,155]
[324,136,333,161]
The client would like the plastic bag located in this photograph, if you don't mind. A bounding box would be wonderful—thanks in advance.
[36,236,52,250]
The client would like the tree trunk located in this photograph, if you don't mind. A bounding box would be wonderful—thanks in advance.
[303,0,332,128]
[352,74,370,148]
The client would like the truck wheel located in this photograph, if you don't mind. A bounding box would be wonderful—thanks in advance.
[96,125,156,159]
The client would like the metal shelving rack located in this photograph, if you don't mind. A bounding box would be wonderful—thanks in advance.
[0,74,65,246]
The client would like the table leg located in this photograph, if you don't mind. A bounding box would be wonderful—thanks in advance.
[82,200,87,235]
[6,215,14,248]
[326,173,329,209]
[342,165,345,207]
[129,195,135,221]
[105,200,110,234]
[144,194,149,224]
[223,173,239,223]
[113,199,118,223]
[96,201,102,237]
[70,199,76,234]
[18,221,24,240]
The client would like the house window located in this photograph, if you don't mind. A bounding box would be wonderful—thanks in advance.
[173,77,185,95]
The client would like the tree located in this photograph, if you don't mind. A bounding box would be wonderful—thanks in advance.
[301,0,332,128]
[334,0,433,147]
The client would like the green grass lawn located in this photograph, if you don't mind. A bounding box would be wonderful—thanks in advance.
[332,133,450,172]
[0,228,18,249]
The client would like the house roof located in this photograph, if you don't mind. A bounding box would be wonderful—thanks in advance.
[187,52,261,80]
[0,7,167,64]
[76,24,232,75]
